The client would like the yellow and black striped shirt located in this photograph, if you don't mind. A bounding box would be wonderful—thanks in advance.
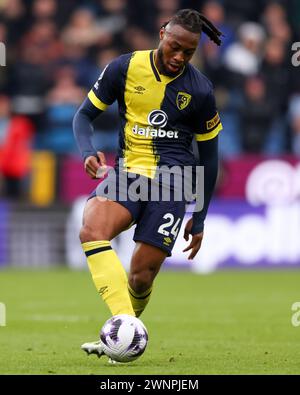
[88,50,222,178]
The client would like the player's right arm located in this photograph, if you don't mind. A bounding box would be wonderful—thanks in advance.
[73,98,105,178]
[73,56,124,178]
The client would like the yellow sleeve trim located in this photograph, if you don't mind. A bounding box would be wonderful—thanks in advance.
[195,122,223,142]
[88,90,108,111]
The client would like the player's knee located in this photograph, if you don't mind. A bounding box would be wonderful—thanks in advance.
[129,268,155,294]
[79,225,108,243]
[79,225,94,243]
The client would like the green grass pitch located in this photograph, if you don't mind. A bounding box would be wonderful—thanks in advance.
[0,268,300,375]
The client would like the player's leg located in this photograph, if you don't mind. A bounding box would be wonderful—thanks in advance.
[128,242,168,317]
[80,197,135,317]
[128,198,186,317]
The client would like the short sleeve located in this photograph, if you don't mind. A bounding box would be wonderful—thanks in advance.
[194,90,223,142]
[87,57,122,111]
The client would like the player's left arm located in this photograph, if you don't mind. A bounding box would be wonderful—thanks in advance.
[183,88,221,260]
[183,136,219,259]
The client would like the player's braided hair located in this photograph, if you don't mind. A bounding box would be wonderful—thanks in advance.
[161,9,224,46]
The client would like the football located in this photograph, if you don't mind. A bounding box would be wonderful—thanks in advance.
[100,314,148,362]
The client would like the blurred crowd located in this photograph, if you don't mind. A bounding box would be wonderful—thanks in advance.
[0,0,300,199]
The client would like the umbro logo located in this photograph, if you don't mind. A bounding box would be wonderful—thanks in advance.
[163,237,172,246]
[134,86,146,94]
[98,286,108,296]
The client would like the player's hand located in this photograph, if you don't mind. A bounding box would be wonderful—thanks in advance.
[84,151,107,179]
[183,218,204,260]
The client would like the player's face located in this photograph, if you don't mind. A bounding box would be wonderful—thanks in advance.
[156,24,200,76]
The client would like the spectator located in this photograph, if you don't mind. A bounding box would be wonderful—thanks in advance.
[260,38,289,154]
[39,66,85,154]
[30,0,80,29]
[199,1,235,85]
[223,22,265,76]
[0,95,35,198]
[8,47,50,133]
[0,0,28,47]
[123,26,155,52]
[155,0,180,14]
[8,42,52,131]
[261,38,289,111]
[31,0,57,21]
[62,7,112,49]
[216,87,242,158]
[201,1,235,55]
[21,20,64,64]
[261,2,292,45]
[239,76,274,153]
[96,0,128,35]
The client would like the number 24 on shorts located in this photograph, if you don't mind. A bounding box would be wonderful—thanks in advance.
[158,213,181,238]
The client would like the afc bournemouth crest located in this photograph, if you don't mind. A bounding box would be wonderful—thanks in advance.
[176,92,191,110]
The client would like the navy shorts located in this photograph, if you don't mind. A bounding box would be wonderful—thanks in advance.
[88,168,188,256]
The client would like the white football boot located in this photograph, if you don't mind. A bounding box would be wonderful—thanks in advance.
[81,340,105,358]
[81,340,119,363]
